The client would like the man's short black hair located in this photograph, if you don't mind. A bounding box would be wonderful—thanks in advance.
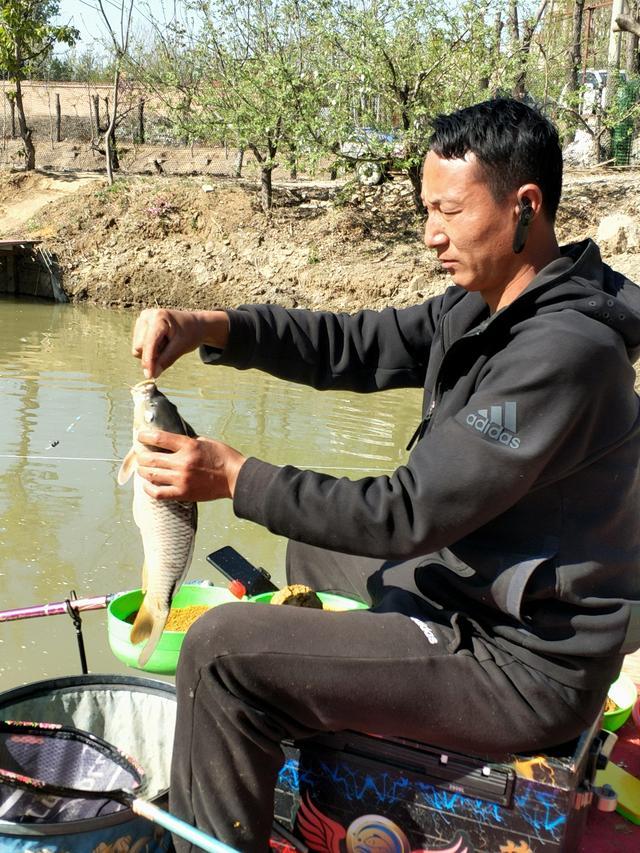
[428,98,563,221]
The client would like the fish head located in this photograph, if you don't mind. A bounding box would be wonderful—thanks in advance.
[130,379,196,439]
[131,379,165,434]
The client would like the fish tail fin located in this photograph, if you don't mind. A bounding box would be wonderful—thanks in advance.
[130,596,167,667]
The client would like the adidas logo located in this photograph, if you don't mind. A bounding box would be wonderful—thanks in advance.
[465,402,521,449]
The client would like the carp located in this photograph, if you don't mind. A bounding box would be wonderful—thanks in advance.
[117,380,198,666]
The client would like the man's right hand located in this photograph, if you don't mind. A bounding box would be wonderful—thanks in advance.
[132,308,230,379]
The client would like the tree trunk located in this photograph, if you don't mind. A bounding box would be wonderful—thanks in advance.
[55,93,62,143]
[14,79,35,171]
[260,166,273,212]
[508,0,520,47]
[626,6,640,73]
[480,11,503,92]
[513,0,549,99]
[563,0,586,143]
[407,160,425,215]
[615,13,640,39]
[234,148,244,177]
[605,0,626,109]
[103,75,120,183]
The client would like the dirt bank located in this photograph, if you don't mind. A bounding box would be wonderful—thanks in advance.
[3,168,640,312]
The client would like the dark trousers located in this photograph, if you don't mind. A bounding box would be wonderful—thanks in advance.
[169,541,609,852]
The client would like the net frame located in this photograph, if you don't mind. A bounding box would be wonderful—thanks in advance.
[0,719,145,805]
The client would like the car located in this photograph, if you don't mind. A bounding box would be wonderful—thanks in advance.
[339,126,404,185]
[581,68,628,113]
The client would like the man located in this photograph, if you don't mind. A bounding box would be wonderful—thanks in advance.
[131,98,640,852]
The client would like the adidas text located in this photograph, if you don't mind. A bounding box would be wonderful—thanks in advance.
[466,412,521,449]
[410,617,439,644]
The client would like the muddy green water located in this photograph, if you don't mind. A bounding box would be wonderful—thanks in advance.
[0,297,421,690]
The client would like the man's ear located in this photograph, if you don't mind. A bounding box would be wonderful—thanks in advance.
[514,184,543,220]
[512,185,542,254]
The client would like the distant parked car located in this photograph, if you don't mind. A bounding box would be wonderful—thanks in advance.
[581,68,628,113]
[340,126,404,185]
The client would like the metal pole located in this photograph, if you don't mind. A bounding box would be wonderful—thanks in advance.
[0,594,112,623]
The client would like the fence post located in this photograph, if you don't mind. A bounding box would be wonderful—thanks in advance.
[55,93,61,142]
[5,92,16,138]
[137,98,145,144]
[92,94,101,134]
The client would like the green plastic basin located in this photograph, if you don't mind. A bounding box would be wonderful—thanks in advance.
[602,673,638,732]
[108,584,238,675]
[249,591,368,610]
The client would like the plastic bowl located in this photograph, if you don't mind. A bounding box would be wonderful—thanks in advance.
[108,584,238,675]
[249,591,368,611]
[602,673,638,732]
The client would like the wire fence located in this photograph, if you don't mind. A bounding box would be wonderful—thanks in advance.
[0,80,323,181]
[1,76,639,178]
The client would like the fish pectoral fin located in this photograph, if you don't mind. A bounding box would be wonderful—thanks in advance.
[131,596,169,667]
[117,447,137,485]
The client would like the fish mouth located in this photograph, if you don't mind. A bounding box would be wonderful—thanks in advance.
[131,379,157,396]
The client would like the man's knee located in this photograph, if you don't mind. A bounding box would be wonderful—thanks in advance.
[178,601,254,668]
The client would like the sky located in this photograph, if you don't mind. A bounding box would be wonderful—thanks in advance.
[55,0,161,52]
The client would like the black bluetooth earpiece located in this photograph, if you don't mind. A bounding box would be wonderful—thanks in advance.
[513,198,534,254]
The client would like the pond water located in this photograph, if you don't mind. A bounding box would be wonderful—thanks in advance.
[0,296,422,690]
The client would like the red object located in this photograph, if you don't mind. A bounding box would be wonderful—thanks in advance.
[633,696,640,733]
[228,580,247,599]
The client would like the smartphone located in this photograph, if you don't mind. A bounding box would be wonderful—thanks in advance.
[206,546,279,596]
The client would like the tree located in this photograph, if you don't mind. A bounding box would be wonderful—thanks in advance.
[126,7,208,145]
[183,0,328,212]
[37,47,114,82]
[0,1,78,169]
[94,0,135,183]
[562,0,586,143]
[315,1,505,212]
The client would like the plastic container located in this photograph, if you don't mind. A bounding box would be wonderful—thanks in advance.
[0,674,176,852]
[108,583,239,674]
[249,591,368,610]
[602,672,638,732]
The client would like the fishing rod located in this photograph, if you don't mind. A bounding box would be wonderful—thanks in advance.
[0,548,276,624]
[0,592,115,623]
[0,590,121,675]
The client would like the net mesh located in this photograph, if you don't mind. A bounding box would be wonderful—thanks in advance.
[0,723,142,824]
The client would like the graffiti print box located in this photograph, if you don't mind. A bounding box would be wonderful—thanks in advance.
[274,718,603,852]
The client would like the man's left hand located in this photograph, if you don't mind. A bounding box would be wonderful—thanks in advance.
[135,429,246,502]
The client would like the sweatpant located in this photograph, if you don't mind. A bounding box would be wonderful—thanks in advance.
[169,541,611,852]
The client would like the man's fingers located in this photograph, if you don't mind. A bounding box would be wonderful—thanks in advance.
[137,429,187,453]
[131,311,173,379]
[137,464,178,485]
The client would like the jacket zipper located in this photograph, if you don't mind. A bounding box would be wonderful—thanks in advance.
[406,399,436,450]
[406,321,489,452]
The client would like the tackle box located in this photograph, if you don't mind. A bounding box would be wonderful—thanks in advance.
[274,715,605,852]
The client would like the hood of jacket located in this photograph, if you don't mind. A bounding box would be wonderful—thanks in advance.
[515,239,640,363]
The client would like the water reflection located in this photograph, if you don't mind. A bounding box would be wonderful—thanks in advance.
[0,297,421,690]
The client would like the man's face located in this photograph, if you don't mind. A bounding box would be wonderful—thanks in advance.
[421,151,520,299]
